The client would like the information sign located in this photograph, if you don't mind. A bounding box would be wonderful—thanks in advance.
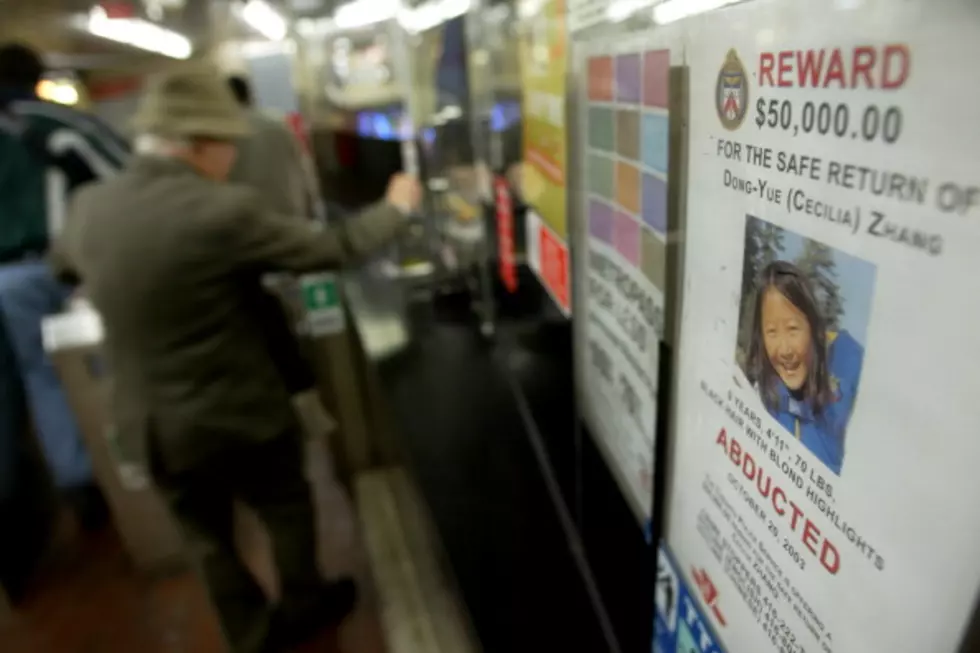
[301,273,346,336]
[665,2,980,652]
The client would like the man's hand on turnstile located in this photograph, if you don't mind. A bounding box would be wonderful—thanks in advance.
[384,173,422,216]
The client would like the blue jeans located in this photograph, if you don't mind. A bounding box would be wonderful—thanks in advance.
[0,260,92,492]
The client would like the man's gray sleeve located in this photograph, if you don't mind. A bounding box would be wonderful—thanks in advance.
[226,189,405,272]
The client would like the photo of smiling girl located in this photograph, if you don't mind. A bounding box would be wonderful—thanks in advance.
[746,261,864,475]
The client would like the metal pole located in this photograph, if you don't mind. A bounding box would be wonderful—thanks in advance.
[387,12,441,276]
[464,0,497,336]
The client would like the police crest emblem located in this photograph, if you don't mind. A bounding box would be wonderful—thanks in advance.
[717,49,749,130]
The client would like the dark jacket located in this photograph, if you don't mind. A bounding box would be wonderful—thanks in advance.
[52,155,403,472]
[0,95,127,261]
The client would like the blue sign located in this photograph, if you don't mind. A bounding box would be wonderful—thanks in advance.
[654,544,727,653]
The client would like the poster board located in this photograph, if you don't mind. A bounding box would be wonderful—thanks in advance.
[577,33,670,521]
[661,1,980,652]
[521,0,572,313]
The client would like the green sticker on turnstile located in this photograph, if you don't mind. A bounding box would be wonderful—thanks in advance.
[300,273,345,336]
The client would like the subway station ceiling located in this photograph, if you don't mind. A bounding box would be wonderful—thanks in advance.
[0,0,475,74]
[0,0,346,72]
[0,0,468,91]
[0,0,215,73]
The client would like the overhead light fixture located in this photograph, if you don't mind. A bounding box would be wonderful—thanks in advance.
[241,0,288,40]
[517,0,543,19]
[652,0,740,24]
[87,6,192,59]
[37,79,80,106]
[333,0,399,29]
[399,0,471,33]
[327,0,470,33]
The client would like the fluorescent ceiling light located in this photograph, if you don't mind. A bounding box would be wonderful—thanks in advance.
[37,79,79,106]
[334,0,399,29]
[652,0,740,24]
[517,0,543,19]
[606,2,634,21]
[242,0,288,40]
[330,0,470,33]
[400,0,472,33]
[87,7,192,59]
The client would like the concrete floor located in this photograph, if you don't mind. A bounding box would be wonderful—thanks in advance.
[0,436,472,653]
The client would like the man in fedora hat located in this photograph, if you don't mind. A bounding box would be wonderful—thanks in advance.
[51,64,420,653]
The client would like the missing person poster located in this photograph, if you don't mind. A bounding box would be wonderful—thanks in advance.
[665,1,980,652]
[580,37,670,520]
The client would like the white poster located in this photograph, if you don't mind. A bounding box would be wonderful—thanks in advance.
[579,36,670,520]
[666,1,980,652]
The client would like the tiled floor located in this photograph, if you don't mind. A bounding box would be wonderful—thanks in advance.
[0,434,388,653]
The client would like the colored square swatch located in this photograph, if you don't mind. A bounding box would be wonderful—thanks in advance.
[587,153,615,201]
[587,56,614,102]
[589,199,615,244]
[616,161,641,215]
[642,173,667,234]
[616,109,640,161]
[643,49,670,108]
[615,53,642,104]
[614,211,641,266]
[588,106,615,152]
[641,228,666,291]
[641,113,669,174]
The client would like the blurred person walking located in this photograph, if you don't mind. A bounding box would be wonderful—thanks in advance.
[226,75,321,219]
[0,42,125,587]
[51,64,420,653]
[224,74,337,462]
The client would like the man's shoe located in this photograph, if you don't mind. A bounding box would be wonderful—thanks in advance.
[65,484,109,533]
[267,578,358,650]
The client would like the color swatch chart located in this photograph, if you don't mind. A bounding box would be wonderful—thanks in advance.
[581,46,670,519]
[585,48,669,288]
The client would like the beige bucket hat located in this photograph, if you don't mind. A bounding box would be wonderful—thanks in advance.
[131,63,250,140]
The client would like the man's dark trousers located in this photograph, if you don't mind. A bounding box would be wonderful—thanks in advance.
[150,428,321,653]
